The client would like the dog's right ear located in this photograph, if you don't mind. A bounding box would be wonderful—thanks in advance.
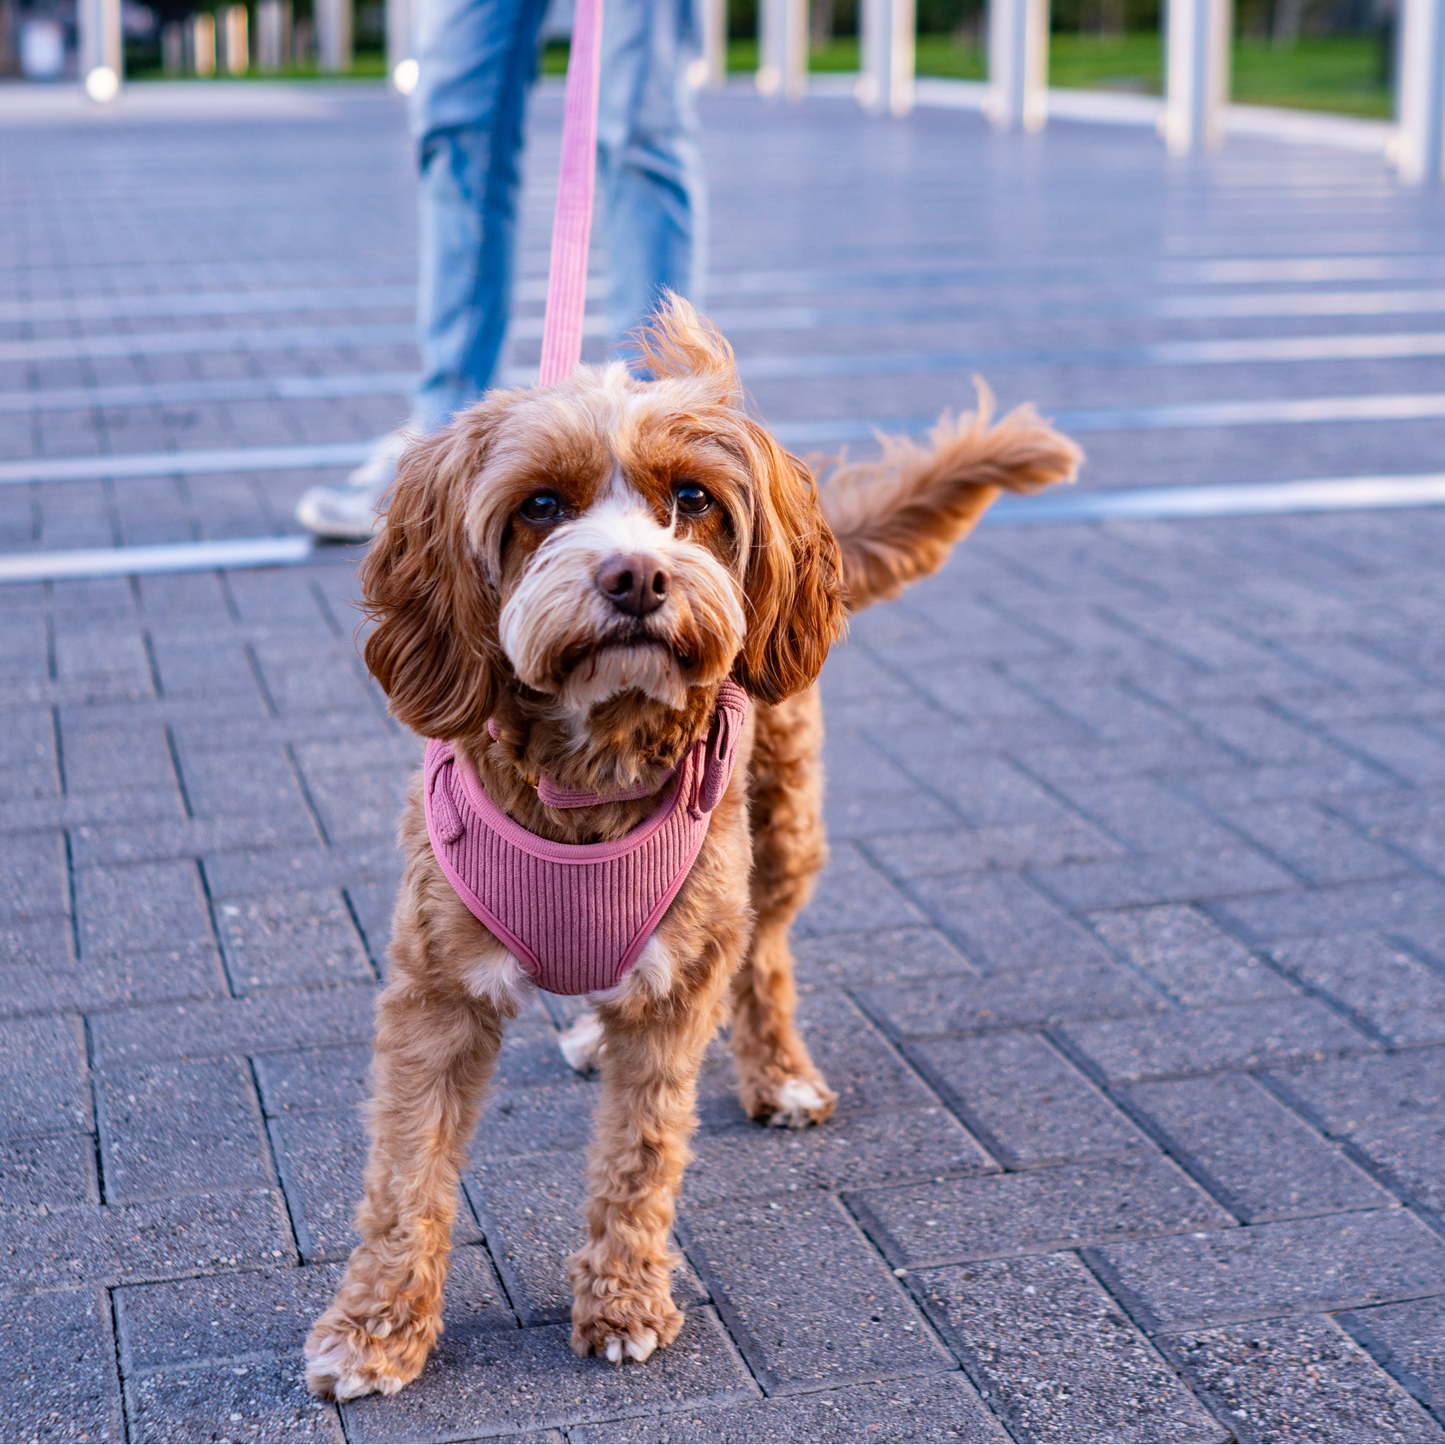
[358,420,502,742]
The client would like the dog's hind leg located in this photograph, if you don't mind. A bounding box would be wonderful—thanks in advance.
[729,685,837,1129]
[305,975,507,1400]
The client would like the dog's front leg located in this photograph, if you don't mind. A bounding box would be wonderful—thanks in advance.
[567,932,738,1363]
[305,981,505,1399]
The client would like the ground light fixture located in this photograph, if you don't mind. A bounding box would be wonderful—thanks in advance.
[85,64,120,101]
[392,57,419,94]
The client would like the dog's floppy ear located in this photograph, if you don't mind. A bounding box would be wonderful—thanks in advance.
[732,426,847,705]
[359,417,502,741]
[634,293,742,404]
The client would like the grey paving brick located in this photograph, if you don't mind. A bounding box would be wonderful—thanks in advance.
[0,830,70,920]
[1057,997,1374,1085]
[1119,1073,1394,1223]
[866,817,1123,878]
[0,1287,124,1444]
[1270,932,1445,1046]
[214,888,375,994]
[796,841,927,935]
[1268,1048,1445,1137]
[115,1263,347,1370]
[569,1372,1008,1443]
[343,876,396,972]
[301,767,413,846]
[906,1031,1149,1167]
[200,840,401,899]
[253,1043,374,1117]
[679,1194,950,1393]
[1089,903,1296,1006]
[1221,800,1410,887]
[856,962,1165,1042]
[75,859,212,959]
[125,1357,345,1444]
[341,1308,757,1443]
[1043,775,1242,854]
[467,1150,706,1326]
[684,1106,995,1206]
[1346,1114,1445,1228]
[899,871,1115,974]
[1327,722,1445,788]
[1036,846,1299,912]
[88,986,377,1066]
[0,709,60,803]
[915,1253,1226,1443]
[59,723,178,798]
[0,1014,90,1139]
[0,1189,294,1294]
[848,1152,1232,1268]
[1339,1295,1445,1416]
[95,1057,273,1203]
[1158,1315,1444,1443]
[269,1108,481,1264]
[1085,1210,1445,1333]
[0,1135,99,1209]
[791,925,977,989]
[1210,876,1445,947]
[472,1080,600,1160]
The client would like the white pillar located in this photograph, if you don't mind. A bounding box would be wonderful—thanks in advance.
[188,10,215,76]
[758,0,807,98]
[860,0,914,115]
[386,0,419,89]
[77,0,122,99]
[701,0,727,88]
[220,3,249,73]
[985,0,1047,131]
[316,0,352,72]
[1165,0,1231,154]
[257,0,292,71]
[1396,0,1445,184]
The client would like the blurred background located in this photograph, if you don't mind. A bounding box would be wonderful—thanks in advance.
[0,0,1396,120]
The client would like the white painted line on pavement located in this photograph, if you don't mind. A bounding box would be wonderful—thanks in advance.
[986,473,1445,525]
[0,535,316,584]
[12,388,1445,486]
[0,372,418,415]
[0,441,373,486]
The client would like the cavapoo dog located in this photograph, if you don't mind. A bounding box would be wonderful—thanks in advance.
[305,296,1081,1399]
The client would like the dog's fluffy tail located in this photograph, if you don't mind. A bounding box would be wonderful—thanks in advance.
[818,384,1083,613]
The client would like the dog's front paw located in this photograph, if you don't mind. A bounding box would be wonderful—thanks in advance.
[304,1301,438,1401]
[568,1254,684,1363]
[739,1069,838,1129]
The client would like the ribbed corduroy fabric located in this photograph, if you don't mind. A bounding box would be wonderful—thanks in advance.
[424,681,748,996]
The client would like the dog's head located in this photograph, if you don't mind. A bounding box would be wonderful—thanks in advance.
[359,297,845,750]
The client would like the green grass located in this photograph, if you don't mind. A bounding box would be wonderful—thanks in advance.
[723,32,1389,117]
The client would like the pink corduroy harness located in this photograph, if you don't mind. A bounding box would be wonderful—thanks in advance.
[423,682,749,996]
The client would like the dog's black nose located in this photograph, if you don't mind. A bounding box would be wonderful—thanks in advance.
[596,554,669,617]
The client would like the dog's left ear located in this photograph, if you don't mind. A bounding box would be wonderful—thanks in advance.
[732,426,847,705]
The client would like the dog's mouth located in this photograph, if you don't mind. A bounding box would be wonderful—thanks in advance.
[558,628,690,676]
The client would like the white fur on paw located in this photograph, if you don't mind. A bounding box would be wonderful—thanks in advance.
[559,1011,604,1073]
[768,1077,827,1128]
[604,1328,658,1364]
[306,1338,404,1401]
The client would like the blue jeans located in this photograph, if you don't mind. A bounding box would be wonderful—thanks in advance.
[409,0,706,433]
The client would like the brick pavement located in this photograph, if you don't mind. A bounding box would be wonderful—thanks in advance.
[3,81,1445,1442]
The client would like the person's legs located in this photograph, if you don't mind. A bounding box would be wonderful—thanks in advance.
[597,0,707,353]
[296,0,545,538]
[411,0,549,430]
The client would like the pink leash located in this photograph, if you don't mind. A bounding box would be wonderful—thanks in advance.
[537,0,605,387]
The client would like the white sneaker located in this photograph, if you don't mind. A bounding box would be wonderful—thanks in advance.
[295,426,416,541]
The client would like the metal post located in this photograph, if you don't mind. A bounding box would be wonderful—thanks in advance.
[386,0,419,90]
[758,0,806,98]
[316,0,352,72]
[1164,0,1231,154]
[985,0,1047,131]
[860,0,914,115]
[1396,0,1445,184]
[77,0,122,100]
[701,0,726,88]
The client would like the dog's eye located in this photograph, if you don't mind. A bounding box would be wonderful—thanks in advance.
[673,483,711,515]
[519,492,564,522]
